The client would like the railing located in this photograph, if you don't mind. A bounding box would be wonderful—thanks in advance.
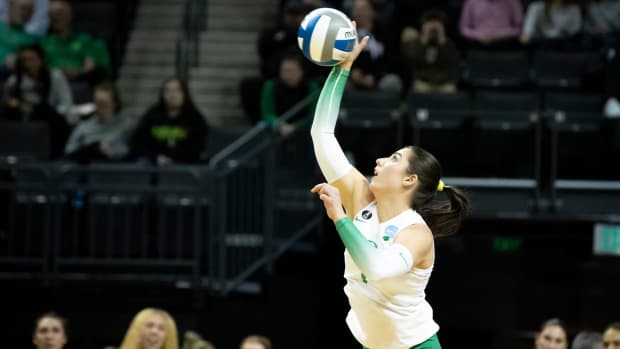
[176,0,207,80]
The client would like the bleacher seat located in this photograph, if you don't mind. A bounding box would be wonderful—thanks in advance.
[339,90,402,175]
[544,92,607,179]
[462,50,529,88]
[471,91,541,178]
[407,91,472,176]
[0,122,50,163]
[532,51,590,89]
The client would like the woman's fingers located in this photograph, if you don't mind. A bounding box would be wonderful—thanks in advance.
[310,183,326,193]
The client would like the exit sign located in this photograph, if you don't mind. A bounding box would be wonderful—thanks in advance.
[594,223,620,256]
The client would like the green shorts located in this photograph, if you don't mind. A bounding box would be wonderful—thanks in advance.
[363,333,442,349]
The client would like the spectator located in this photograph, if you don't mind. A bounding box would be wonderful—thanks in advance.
[0,0,48,36]
[402,9,459,93]
[459,0,524,49]
[119,308,179,349]
[603,322,620,349]
[42,0,110,85]
[182,331,216,349]
[130,77,208,166]
[261,51,319,136]
[535,318,569,349]
[0,0,40,77]
[33,311,67,349]
[521,0,583,50]
[585,0,620,44]
[1,43,71,158]
[239,335,272,349]
[571,331,603,349]
[348,0,391,91]
[257,2,307,79]
[64,81,131,163]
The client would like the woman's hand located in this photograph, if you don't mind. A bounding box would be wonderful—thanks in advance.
[338,21,370,71]
[311,183,347,222]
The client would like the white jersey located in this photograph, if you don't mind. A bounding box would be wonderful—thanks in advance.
[344,202,439,349]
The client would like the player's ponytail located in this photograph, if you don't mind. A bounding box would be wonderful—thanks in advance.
[407,146,471,238]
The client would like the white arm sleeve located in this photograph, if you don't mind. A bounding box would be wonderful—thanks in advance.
[310,66,353,183]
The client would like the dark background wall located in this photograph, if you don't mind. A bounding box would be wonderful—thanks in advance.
[3,217,619,349]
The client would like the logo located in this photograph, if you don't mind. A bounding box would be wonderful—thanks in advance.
[361,210,372,220]
[344,30,355,38]
[384,225,398,239]
[354,216,365,223]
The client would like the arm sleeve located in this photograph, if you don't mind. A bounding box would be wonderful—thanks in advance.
[50,69,73,118]
[310,66,353,183]
[336,217,413,281]
[522,2,542,38]
[459,0,479,39]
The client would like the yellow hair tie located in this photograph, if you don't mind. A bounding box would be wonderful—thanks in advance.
[437,179,445,192]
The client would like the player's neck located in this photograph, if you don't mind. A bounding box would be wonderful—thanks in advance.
[374,196,410,223]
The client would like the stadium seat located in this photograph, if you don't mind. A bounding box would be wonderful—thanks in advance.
[339,90,402,175]
[0,122,50,163]
[407,91,472,176]
[462,50,529,88]
[532,51,590,89]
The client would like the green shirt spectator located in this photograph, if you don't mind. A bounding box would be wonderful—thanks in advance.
[42,0,110,83]
[0,20,39,66]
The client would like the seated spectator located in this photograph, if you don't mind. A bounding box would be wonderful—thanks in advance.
[182,331,216,349]
[1,43,71,158]
[348,0,400,91]
[521,0,583,50]
[261,51,319,137]
[42,0,110,85]
[570,331,602,349]
[0,0,40,78]
[459,0,524,50]
[603,322,620,349]
[257,3,307,79]
[402,9,459,93]
[585,0,620,40]
[0,0,48,36]
[119,308,179,349]
[130,77,208,166]
[535,318,569,349]
[239,335,272,349]
[64,82,130,163]
[33,311,68,349]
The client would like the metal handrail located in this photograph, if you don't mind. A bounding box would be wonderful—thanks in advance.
[208,91,319,170]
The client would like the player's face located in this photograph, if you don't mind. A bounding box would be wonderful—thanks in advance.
[139,313,167,349]
[33,317,67,349]
[370,147,414,191]
[603,328,620,349]
[163,80,185,110]
[535,325,568,349]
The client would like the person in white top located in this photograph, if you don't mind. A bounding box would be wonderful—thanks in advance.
[310,24,470,349]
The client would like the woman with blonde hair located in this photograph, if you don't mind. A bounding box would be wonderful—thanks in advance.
[119,308,179,349]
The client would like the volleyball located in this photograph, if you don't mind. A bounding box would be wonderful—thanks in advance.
[297,7,356,66]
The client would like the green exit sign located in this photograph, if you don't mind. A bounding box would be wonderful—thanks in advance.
[492,237,523,253]
[594,223,620,256]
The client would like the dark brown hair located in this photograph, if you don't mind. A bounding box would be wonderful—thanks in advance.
[94,80,122,113]
[606,322,620,332]
[33,312,68,337]
[406,146,470,238]
[540,318,567,335]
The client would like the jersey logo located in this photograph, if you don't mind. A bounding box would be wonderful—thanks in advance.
[361,210,372,220]
[384,225,398,239]
[354,216,365,223]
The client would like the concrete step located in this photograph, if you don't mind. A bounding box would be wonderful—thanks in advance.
[134,16,179,30]
[129,30,179,41]
[200,53,258,66]
[138,4,184,17]
[124,51,175,65]
[199,42,255,57]
[190,67,256,80]
[208,4,275,19]
[126,40,176,53]
[207,16,265,31]
[200,31,257,43]
[119,65,175,78]
[209,0,276,5]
